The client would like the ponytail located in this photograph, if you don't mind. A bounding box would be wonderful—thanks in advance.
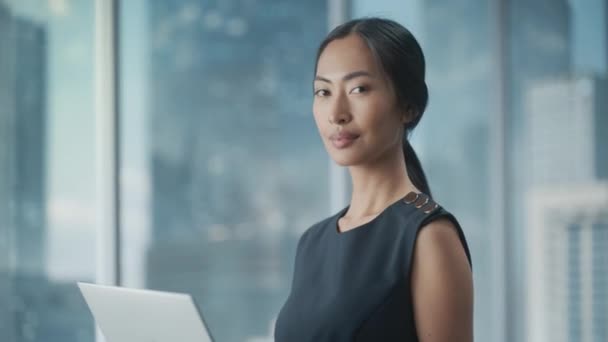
[403,137,432,197]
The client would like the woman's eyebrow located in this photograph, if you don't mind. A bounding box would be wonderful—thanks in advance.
[314,70,374,84]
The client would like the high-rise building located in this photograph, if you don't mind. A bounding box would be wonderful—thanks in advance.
[526,76,608,184]
[0,5,91,342]
[525,73,608,342]
[0,2,50,282]
[0,4,16,341]
[527,184,608,342]
[12,15,48,278]
[0,4,50,340]
[506,1,572,340]
[1,3,96,339]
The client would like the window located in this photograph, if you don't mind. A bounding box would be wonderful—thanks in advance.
[119,1,329,341]
[1,1,605,341]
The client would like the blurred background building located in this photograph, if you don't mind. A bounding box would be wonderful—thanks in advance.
[527,184,608,342]
[0,0,606,341]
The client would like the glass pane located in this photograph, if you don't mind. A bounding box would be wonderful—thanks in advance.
[0,1,96,342]
[119,1,329,341]
[352,1,499,342]
[509,0,608,341]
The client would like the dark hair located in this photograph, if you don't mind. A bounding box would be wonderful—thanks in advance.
[314,17,432,197]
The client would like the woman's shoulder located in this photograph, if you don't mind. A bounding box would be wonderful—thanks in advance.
[416,204,473,269]
[397,192,459,230]
[397,192,472,268]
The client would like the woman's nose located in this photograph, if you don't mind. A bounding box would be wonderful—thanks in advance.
[328,93,352,125]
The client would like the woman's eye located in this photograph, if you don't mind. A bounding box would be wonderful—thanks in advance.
[314,89,329,97]
[350,86,367,94]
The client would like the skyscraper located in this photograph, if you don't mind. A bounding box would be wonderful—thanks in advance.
[526,76,608,184]
[12,15,48,278]
[0,4,16,341]
[526,74,608,342]
[7,13,50,342]
[0,5,95,340]
[506,1,572,340]
[527,184,608,342]
[0,2,50,338]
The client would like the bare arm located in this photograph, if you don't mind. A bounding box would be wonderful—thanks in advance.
[411,218,474,342]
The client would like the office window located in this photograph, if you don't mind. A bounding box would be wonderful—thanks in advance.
[119,1,329,341]
[1,1,605,341]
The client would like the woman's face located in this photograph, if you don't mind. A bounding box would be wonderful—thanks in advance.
[313,34,406,167]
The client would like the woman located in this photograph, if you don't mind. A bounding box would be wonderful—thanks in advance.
[275,17,474,341]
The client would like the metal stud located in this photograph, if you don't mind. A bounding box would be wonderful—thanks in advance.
[421,202,439,214]
[414,194,429,208]
[403,191,419,204]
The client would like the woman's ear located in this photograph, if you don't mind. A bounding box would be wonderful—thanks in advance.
[402,105,416,124]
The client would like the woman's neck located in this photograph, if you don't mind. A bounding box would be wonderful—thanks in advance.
[345,149,418,219]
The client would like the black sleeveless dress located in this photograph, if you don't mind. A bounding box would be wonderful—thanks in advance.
[274,191,472,341]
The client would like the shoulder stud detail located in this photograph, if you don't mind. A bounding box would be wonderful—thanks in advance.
[421,201,439,214]
[403,191,419,204]
[403,191,440,214]
[414,194,429,208]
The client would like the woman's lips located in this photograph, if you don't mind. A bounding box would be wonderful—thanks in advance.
[330,132,360,149]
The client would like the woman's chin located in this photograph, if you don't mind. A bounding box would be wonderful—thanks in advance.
[328,152,362,167]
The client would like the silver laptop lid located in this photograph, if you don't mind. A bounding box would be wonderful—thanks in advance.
[78,282,214,342]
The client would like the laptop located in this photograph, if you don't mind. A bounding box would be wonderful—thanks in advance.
[77,282,215,342]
